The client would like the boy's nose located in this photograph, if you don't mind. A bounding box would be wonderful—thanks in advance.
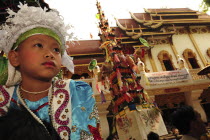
[44,52,55,59]
[45,55,54,59]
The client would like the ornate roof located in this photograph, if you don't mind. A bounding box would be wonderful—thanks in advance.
[67,40,105,66]
[108,8,210,45]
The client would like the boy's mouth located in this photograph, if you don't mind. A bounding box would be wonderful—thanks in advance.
[42,61,55,67]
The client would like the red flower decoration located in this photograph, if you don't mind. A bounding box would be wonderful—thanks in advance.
[88,123,102,140]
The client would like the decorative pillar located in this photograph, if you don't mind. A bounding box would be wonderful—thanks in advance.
[169,37,179,60]
[148,49,158,72]
[187,28,207,66]
[96,101,111,139]
[185,89,207,122]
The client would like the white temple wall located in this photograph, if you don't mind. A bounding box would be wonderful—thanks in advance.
[151,44,177,72]
[172,34,204,68]
[145,54,153,72]
[191,33,210,64]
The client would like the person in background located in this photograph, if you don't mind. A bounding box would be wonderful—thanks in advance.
[171,105,207,140]
[147,131,159,140]
[171,127,179,136]
[80,73,90,79]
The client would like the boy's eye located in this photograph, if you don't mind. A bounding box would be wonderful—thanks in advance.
[34,43,43,48]
[54,48,60,53]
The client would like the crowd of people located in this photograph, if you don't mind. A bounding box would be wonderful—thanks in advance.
[147,105,209,140]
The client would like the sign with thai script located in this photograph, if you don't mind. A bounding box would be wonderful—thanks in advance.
[145,69,191,85]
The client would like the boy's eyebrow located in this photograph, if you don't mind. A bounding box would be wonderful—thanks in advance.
[32,37,61,48]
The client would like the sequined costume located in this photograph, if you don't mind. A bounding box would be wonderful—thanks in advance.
[0,79,101,140]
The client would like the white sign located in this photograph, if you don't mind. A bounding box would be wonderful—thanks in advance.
[145,69,191,85]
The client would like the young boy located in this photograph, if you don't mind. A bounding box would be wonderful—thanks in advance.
[0,3,101,140]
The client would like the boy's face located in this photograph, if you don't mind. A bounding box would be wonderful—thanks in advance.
[12,34,62,82]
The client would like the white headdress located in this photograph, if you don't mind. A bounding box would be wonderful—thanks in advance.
[0,3,76,86]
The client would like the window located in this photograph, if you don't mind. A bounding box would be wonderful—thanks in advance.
[158,50,175,71]
[188,58,200,69]
[163,60,174,71]
[183,49,200,69]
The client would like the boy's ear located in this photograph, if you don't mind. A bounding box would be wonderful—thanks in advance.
[8,50,20,67]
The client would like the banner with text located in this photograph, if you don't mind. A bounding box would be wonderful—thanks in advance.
[145,69,191,85]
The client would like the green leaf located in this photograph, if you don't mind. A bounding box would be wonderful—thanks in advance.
[139,37,149,47]
[88,59,97,71]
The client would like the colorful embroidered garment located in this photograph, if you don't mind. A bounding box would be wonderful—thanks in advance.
[0,79,101,140]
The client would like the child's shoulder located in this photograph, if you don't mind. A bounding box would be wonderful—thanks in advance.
[53,79,91,88]
[0,84,16,93]
[0,85,16,115]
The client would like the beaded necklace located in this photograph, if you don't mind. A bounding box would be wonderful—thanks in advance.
[20,85,51,94]
[17,82,55,137]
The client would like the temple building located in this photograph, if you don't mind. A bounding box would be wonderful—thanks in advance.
[66,2,210,139]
